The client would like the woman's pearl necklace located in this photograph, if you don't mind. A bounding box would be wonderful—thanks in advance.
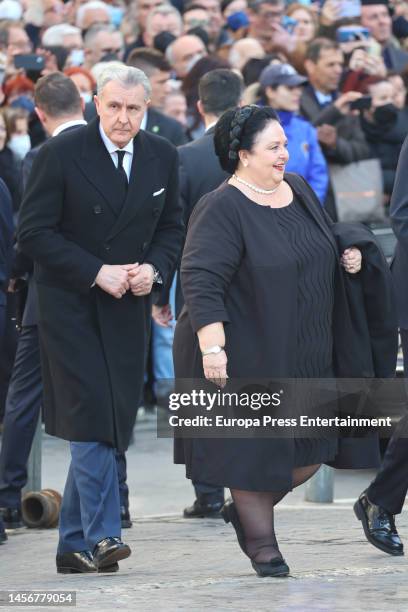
[233,173,280,195]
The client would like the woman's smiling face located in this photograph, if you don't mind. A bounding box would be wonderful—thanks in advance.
[239,119,289,186]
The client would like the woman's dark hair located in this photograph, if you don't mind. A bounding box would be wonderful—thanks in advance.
[214,105,280,173]
[241,55,278,87]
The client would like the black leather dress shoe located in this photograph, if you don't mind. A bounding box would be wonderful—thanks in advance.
[121,506,133,529]
[0,507,23,529]
[183,499,224,518]
[98,562,119,573]
[93,537,131,569]
[56,551,97,574]
[354,492,404,556]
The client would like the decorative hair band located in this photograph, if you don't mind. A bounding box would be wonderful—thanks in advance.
[228,105,258,160]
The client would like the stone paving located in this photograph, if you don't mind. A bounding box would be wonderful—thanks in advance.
[1,413,408,612]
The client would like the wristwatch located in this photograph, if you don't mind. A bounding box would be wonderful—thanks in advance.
[146,263,163,284]
[201,345,225,356]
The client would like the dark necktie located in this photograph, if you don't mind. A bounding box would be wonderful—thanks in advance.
[116,149,128,191]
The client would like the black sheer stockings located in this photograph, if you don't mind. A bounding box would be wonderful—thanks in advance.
[230,464,321,563]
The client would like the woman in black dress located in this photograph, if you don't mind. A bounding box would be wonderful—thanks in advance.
[173,105,365,577]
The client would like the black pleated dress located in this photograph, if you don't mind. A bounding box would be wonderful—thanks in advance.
[173,180,344,491]
[273,197,337,467]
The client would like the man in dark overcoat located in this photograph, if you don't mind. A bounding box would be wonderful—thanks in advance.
[0,177,14,545]
[17,63,183,573]
[353,132,408,557]
[0,73,87,534]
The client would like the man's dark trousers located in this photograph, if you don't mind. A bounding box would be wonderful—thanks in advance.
[366,330,408,515]
[193,481,224,504]
[115,451,128,511]
[0,326,42,508]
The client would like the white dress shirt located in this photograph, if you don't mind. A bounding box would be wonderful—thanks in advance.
[52,119,87,137]
[314,90,334,107]
[98,123,133,181]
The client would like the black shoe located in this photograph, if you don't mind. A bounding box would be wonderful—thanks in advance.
[221,500,290,577]
[98,562,119,573]
[0,507,23,529]
[93,537,131,569]
[183,499,224,518]
[354,491,404,556]
[120,506,133,529]
[0,526,7,544]
[220,499,247,555]
[251,558,290,578]
[56,551,97,574]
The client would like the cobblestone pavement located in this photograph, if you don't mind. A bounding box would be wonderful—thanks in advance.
[1,415,407,611]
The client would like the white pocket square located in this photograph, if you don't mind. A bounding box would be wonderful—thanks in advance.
[153,188,165,197]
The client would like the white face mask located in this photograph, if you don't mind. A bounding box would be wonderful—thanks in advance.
[8,134,31,160]
[69,48,84,67]
[80,92,93,105]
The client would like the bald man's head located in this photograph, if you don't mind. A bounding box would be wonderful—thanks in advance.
[166,34,207,77]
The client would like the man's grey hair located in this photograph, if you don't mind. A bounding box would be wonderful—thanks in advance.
[145,4,182,36]
[97,62,152,100]
[76,0,111,29]
[165,40,174,65]
[41,24,81,47]
[84,23,123,48]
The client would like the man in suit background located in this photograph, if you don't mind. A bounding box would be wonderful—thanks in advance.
[354,133,408,556]
[18,64,183,573]
[154,69,243,518]
[0,178,14,378]
[0,74,87,533]
[0,73,134,534]
[0,178,14,544]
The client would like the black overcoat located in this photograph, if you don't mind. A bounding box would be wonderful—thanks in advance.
[18,118,183,451]
[389,133,408,328]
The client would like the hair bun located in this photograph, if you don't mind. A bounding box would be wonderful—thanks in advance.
[230,124,242,139]
[227,105,257,161]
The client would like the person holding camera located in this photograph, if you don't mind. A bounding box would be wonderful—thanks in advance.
[300,37,371,219]
[358,76,408,201]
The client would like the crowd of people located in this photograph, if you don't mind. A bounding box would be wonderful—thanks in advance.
[0,0,408,580]
[0,0,405,212]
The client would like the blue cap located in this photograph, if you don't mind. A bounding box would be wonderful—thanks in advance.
[227,11,250,32]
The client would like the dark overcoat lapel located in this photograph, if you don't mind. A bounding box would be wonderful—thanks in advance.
[76,118,123,217]
[107,131,158,241]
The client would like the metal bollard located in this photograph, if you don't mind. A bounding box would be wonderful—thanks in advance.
[304,464,334,503]
[22,414,42,494]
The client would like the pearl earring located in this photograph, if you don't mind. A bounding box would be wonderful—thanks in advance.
[243,161,248,167]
